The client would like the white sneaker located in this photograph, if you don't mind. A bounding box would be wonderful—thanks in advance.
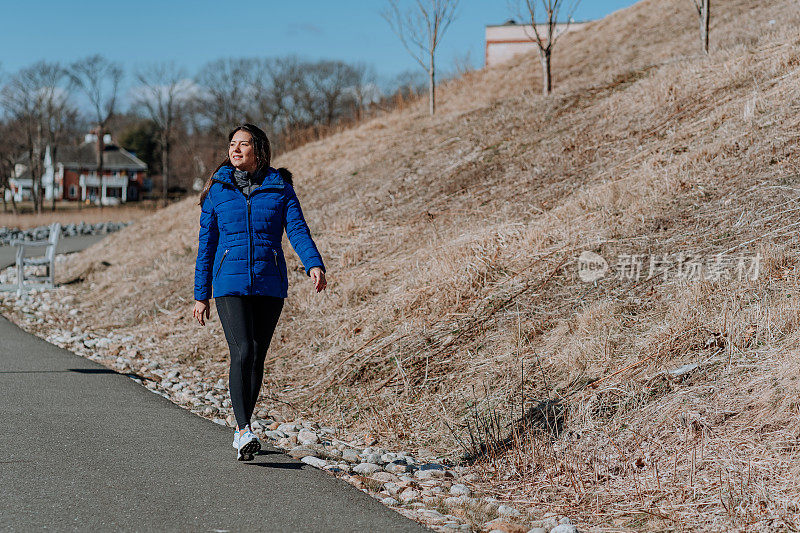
[232,428,240,449]
[237,426,260,461]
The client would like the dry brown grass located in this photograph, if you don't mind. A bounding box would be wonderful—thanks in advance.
[45,0,800,529]
[0,202,160,229]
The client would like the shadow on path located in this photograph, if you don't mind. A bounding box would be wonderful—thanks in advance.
[0,313,430,532]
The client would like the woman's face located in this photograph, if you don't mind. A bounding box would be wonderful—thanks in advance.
[229,130,257,172]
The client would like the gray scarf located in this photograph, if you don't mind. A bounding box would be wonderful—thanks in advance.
[232,168,266,197]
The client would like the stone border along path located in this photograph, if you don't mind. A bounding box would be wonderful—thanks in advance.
[0,258,583,533]
[0,220,132,247]
[0,304,429,533]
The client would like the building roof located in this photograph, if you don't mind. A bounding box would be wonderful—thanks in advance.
[57,142,147,171]
[15,141,148,172]
[14,167,32,181]
[486,20,590,28]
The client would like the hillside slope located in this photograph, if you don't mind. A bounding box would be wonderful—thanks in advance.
[52,0,800,529]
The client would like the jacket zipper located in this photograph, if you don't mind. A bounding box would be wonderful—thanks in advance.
[247,194,254,291]
[214,248,229,279]
[211,175,285,293]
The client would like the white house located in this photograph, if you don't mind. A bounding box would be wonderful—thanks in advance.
[485,20,589,68]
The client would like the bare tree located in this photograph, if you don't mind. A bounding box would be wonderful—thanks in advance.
[516,0,581,95]
[195,58,259,137]
[0,72,40,211]
[452,50,475,78]
[133,62,194,207]
[382,0,460,116]
[303,60,361,126]
[253,57,303,134]
[347,63,381,121]
[691,0,711,54]
[1,61,74,213]
[0,118,24,214]
[68,55,123,207]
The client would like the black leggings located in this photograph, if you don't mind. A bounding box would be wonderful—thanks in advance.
[215,295,284,429]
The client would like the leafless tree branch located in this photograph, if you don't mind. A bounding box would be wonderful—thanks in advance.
[382,0,460,115]
[68,55,123,206]
[513,0,582,95]
[133,62,193,207]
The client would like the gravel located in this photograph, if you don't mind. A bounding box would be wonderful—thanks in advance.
[0,285,587,533]
[0,221,132,246]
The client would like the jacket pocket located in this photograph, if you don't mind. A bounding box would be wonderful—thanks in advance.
[272,248,284,286]
[214,248,229,279]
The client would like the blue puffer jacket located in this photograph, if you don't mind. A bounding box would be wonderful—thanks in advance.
[194,164,325,300]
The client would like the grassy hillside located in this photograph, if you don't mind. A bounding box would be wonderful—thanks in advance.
[54,0,800,528]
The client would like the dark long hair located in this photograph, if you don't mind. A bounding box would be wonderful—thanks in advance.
[198,123,277,206]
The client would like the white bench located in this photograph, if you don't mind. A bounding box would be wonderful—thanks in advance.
[9,222,61,296]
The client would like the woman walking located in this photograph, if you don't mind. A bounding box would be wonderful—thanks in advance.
[192,123,327,461]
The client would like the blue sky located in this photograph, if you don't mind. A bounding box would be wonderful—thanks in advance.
[1,0,639,87]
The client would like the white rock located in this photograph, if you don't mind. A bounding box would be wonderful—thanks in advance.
[385,461,409,473]
[301,456,328,469]
[352,463,382,475]
[498,504,521,517]
[342,449,361,463]
[551,526,577,533]
[399,488,420,503]
[277,422,299,433]
[449,483,471,496]
[363,453,382,464]
[325,447,342,459]
[417,509,445,523]
[538,518,558,531]
[297,429,320,444]
[371,472,399,483]
[444,496,468,507]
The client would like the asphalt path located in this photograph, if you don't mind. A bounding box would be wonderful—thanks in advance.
[0,234,108,270]
[0,289,429,531]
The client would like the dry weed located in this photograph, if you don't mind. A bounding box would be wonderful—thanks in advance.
[43,0,800,530]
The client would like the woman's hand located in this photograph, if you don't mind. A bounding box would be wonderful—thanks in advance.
[193,299,211,326]
[310,267,327,293]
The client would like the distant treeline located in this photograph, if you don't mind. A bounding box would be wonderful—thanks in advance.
[0,55,429,211]
[191,57,427,151]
